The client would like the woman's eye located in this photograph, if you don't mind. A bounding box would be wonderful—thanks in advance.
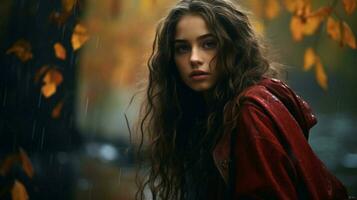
[175,45,190,54]
[202,40,217,49]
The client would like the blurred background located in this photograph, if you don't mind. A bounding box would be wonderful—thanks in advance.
[0,0,356,199]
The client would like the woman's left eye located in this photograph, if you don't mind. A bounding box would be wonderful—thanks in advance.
[202,40,217,49]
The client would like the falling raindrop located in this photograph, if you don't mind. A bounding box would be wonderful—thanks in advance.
[84,97,89,117]
[118,168,122,185]
[35,1,40,12]
[32,119,37,140]
[95,36,101,49]
[62,25,67,40]
[38,92,42,108]
[40,127,46,149]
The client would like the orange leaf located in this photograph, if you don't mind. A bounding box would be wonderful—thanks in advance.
[6,39,33,62]
[54,42,67,60]
[52,101,64,119]
[342,21,356,49]
[71,23,90,51]
[19,148,34,178]
[304,47,316,71]
[0,155,19,176]
[315,58,328,90]
[303,16,322,35]
[265,0,280,20]
[290,16,304,41]
[11,180,29,200]
[343,0,357,15]
[44,69,63,85]
[41,83,57,98]
[327,17,341,42]
[308,6,332,18]
[41,68,63,98]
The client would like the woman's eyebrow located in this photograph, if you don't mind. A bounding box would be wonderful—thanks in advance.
[174,33,214,43]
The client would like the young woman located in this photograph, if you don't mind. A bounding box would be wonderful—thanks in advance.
[136,0,350,199]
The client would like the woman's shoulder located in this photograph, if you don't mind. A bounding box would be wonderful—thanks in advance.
[237,77,317,138]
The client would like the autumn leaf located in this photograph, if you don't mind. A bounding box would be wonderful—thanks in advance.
[315,58,328,90]
[11,180,29,200]
[290,16,304,41]
[302,16,322,35]
[304,47,316,71]
[41,69,63,98]
[343,0,357,15]
[342,21,356,49]
[19,148,34,178]
[327,17,341,42]
[41,83,57,98]
[6,39,33,62]
[54,42,67,60]
[308,6,332,18]
[52,100,64,119]
[44,69,63,85]
[71,23,90,51]
[265,0,280,20]
[0,155,19,176]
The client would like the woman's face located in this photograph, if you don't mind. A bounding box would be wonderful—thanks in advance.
[174,14,219,92]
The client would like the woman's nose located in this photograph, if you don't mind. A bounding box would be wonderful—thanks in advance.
[190,47,203,67]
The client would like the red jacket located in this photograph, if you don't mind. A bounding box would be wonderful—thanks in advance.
[212,78,349,199]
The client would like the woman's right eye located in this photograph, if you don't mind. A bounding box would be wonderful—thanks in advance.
[175,44,190,54]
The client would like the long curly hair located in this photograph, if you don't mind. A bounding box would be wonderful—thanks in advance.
[136,0,282,199]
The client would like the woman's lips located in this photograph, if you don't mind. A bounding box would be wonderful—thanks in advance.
[190,70,210,80]
[191,74,210,80]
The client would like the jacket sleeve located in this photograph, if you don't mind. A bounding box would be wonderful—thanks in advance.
[232,102,299,200]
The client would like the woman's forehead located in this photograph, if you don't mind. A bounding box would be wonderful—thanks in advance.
[174,14,211,39]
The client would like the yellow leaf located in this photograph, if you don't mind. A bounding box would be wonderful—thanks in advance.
[304,47,316,71]
[52,101,64,119]
[343,0,357,15]
[11,180,29,200]
[41,69,63,98]
[265,0,280,20]
[342,21,356,49]
[303,16,322,35]
[315,58,328,90]
[327,17,341,42]
[19,148,34,178]
[44,69,63,85]
[54,42,67,60]
[290,16,304,41]
[71,23,90,51]
[62,0,76,13]
[0,155,19,176]
[41,83,57,98]
[6,39,33,62]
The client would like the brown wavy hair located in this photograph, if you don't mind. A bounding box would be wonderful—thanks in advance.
[136,0,282,199]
